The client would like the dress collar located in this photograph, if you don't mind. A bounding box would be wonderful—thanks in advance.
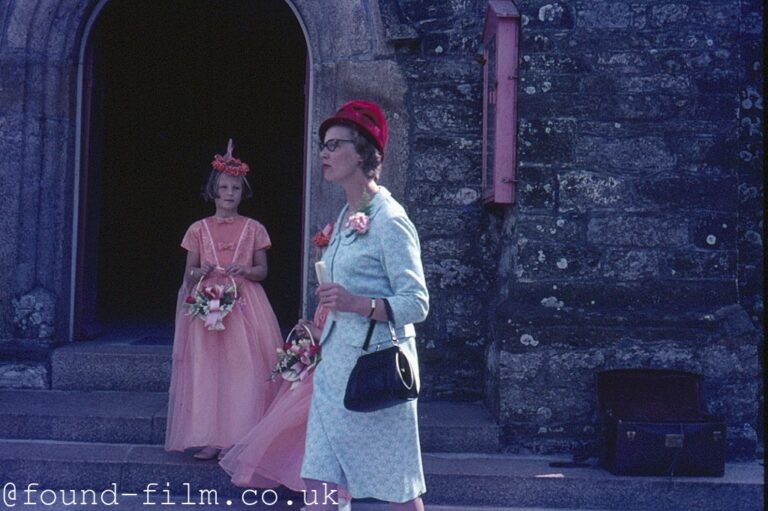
[212,215,239,224]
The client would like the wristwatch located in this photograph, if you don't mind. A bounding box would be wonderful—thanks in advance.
[366,298,377,318]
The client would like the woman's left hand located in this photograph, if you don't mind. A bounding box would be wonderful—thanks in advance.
[316,283,357,313]
[225,264,249,277]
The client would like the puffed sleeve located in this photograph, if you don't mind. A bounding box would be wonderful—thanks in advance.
[181,222,202,253]
[379,214,429,327]
[252,220,272,251]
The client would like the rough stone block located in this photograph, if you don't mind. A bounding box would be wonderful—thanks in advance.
[424,258,484,290]
[423,29,481,56]
[517,165,557,211]
[412,136,481,183]
[521,2,575,29]
[515,241,601,280]
[520,53,591,74]
[696,70,739,93]
[691,213,738,249]
[520,72,581,95]
[410,206,484,236]
[559,171,632,212]
[0,363,48,389]
[518,118,576,163]
[517,93,599,118]
[421,236,474,262]
[398,0,456,22]
[515,213,584,243]
[576,135,676,173]
[495,280,739,318]
[695,94,740,120]
[520,31,557,52]
[406,183,482,207]
[595,50,653,72]
[667,249,736,279]
[402,59,479,84]
[10,287,56,339]
[649,3,690,28]
[617,74,693,94]
[577,2,631,28]
[412,83,482,132]
[578,73,619,94]
[602,249,662,280]
[588,215,688,247]
[637,176,738,212]
[613,94,694,120]
[499,380,595,424]
[688,2,740,28]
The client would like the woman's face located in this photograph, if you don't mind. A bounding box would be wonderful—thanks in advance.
[214,172,243,214]
[320,125,363,185]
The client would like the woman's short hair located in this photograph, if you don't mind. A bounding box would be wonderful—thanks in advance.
[202,170,254,201]
[335,121,383,180]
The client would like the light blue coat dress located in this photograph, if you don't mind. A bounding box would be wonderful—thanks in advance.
[300,187,429,503]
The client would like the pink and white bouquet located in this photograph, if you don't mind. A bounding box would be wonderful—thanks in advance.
[184,283,238,331]
[272,326,320,389]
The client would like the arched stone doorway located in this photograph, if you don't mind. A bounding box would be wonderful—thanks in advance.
[73,0,307,337]
[0,0,410,343]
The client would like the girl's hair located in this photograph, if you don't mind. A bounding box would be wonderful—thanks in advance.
[334,121,383,180]
[202,170,254,201]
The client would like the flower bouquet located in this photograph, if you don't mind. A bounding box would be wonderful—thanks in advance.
[272,324,320,389]
[184,278,238,331]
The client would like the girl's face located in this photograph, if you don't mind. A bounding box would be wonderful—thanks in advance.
[320,125,364,186]
[214,172,243,214]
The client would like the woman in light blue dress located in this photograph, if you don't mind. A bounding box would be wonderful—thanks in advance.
[301,100,429,511]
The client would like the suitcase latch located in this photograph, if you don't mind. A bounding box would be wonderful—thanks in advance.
[626,431,636,441]
[665,434,684,448]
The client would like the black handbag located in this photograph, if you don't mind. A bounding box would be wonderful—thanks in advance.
[343,299,419,412]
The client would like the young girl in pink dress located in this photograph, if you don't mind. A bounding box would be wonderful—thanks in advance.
[165,140,283,460]
[219,305,326,489]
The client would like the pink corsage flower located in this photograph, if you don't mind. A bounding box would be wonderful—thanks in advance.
[346,212,370,235]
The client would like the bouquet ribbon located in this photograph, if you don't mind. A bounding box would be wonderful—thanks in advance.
[205,298,221,329]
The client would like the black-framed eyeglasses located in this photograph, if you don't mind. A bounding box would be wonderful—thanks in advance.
[318,139,354,152]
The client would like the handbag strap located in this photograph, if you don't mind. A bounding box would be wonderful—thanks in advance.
[361,298,398,352]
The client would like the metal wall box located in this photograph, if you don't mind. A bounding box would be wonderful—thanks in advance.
[481,0,520,205]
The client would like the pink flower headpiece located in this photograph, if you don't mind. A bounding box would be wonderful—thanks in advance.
[211,139,250,177]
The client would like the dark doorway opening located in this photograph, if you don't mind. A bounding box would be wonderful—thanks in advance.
[76,0,306,338]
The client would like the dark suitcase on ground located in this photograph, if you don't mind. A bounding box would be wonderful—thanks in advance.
[596,369,726,476]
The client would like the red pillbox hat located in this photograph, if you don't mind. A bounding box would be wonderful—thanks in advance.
[319,100,388,155]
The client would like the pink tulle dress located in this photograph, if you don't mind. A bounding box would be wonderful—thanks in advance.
[165,216,284,452]
[219,306,329,491]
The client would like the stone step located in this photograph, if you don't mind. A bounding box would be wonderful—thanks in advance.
[0,440,762,510]
[51,342,172,392]
[0,390,168,444]
[0,390,499,453]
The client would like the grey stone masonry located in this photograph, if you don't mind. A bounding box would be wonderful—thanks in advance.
[488,0,764,459]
